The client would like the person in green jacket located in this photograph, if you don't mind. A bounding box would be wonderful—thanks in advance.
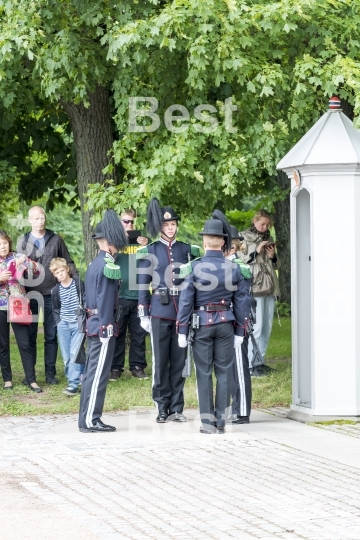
[109,209,149,381]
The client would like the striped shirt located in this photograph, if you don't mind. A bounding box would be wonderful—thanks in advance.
[59,279,79,323]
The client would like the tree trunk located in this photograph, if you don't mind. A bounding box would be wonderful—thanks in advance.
[61,85,114,264]
[273,170,291,305]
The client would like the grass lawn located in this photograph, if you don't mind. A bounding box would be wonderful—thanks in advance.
[2,317,291,416]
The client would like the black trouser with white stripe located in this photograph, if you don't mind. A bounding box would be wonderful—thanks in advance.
[78,335,115,429]
[150,317,186,414]
[231,335,252,417]
[192,322,234,428]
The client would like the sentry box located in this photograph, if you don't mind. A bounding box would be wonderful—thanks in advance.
[277,96,360,420]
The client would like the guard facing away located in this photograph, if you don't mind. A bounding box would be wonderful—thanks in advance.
[177,213,249,434]
[226,225,253,424]
[78,210,128,433]
[137,198,199,423]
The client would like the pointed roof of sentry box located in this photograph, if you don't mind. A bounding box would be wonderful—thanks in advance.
[277,98,360,169]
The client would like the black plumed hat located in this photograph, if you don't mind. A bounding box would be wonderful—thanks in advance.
[146,198,180,237]
[92,209,128,250]
[212,209,232,251]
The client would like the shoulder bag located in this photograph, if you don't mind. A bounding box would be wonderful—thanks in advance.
[7,296,33,325]
[251,261,274,297]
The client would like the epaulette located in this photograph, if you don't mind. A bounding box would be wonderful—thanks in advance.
[136,241,155,260]
[233,258,252,280]
[103,255,121,280]
[191,245,201,258]
[179,257,201,279]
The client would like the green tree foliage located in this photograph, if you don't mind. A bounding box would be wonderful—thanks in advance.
[0,0,359,227]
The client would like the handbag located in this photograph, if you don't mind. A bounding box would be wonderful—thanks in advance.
[7,296,33,325]
[251,262,274,297]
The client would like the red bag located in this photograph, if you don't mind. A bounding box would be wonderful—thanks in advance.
[7,297,33,325]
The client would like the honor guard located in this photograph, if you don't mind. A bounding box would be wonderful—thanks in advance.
[227,225,253,424]
[177,211,249,434]
[137,198,199,423]
[78,210,128,433]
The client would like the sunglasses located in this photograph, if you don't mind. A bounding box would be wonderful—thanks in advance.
[230,245,236,250]
[122,219,134,224]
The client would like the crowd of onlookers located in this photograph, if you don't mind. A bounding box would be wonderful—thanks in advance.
[0,206,152,394]
[0,205,279,396]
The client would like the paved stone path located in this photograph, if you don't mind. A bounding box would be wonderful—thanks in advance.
[2,409,360,539]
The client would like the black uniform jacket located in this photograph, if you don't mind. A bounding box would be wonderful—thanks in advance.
[177,250,249,337]
[85,250,119,338]
[138,238,192,320]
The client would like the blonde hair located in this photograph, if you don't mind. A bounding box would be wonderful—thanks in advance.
[49,257,71,275]
[231,239,243,252]
[253,208,272,226]
[121,208,136,218]
[203,235,224,249]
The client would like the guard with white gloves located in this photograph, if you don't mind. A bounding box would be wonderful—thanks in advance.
[137,198,198,424]
[177,212,249,435]
[140,316,151,333]
[178,334,188,348]
[234,335,244,348]
[78,210,127,434]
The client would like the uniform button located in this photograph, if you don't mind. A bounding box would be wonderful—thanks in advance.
[172,278,175,282]
[171,258,174,262]
[172,265,175,268]
[209,318,212,322]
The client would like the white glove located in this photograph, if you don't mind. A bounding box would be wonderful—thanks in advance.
[140,316,151,333]
[178,334,188,348]
[234,335,244,348]
[100,337,110,344]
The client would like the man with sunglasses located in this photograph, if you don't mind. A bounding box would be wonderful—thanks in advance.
[109,209,149,381]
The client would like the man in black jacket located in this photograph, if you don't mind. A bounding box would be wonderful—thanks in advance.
[17,206,77,385]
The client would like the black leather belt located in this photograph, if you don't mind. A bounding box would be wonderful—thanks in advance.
[153,288,179,296]
[86,309,98,317]
[195,305,230,312]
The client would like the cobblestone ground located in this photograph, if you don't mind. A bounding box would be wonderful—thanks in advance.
[1,410,360,539]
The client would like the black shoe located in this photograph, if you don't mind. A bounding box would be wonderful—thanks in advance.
[22,378,29,386]
[169,412,187,422]
[250,366,268,377]
[231,415,250,424]
[29,384,43,394]
[109,370,121,382]
[156,411,168,423]
[200,425,216,434]
[46,377,59,385]
[216,426,226,434]
[79,420,116,433]
[132,366,149,380]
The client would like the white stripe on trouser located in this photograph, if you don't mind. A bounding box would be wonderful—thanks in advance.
[235,345,247,417]
[85,340,109,428]
[148,319,158,411]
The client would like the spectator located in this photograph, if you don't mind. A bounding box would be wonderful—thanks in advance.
[50,257,85,395]
[238,209,280,375]
[109,209,149,381]
[0,230,42,392]
[17,206,77,385]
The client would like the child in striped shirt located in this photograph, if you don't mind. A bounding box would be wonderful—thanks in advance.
[50,258,85,395]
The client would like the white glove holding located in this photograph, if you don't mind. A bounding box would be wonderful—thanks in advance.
[140,316,151,333]
[234,335,244,348]
[178,334,188,348]
[100,337,110,344]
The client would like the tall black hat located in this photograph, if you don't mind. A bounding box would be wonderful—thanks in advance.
[91,209,128,250]
[212,209,232,251]
[146,198,180,237]
[230,225,244,241]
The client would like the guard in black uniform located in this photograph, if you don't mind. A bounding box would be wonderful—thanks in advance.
[177,212,249,434]
[227,226,253,424]
[79,210,128,433]
[137,198,199,423]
